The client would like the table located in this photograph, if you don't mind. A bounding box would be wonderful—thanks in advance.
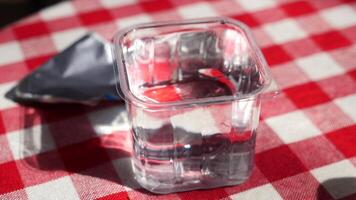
[0,0,356,199]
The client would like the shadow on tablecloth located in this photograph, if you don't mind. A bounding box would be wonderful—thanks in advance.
[317,177,356,200]
[16,102,145,192]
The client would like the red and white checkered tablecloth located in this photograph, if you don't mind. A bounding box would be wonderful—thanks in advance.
[1,0,356,199]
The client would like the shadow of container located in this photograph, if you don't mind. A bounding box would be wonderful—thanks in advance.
[17,102,143,192]
[317,177,356,200]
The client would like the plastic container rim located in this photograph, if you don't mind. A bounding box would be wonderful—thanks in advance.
[112,17,275,109]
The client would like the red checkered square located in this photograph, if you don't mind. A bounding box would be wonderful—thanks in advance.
[304,101,354,133]
[80,9,113,26]
[97,192,130,200]
[262,45,293,66]
[71,162,125,199]
[273,172,333,200]
[0,62,29,84]
[16,151,68,187]
[168,0,206,7]
[289,136,344,169]
[255,145,307,182]
[232,13,260,28]
[19,36,57,59]
[0,114,5,135]
[317,74,356,99]
[271,62,309,89]
[178,188,229,200]
[0,161,24,194]
[312,30,353,51]
[13,22,50,40]
[281,38,321,58]
[326,125,356,158]
[281,1,317,17]
[58,137,111,173]
[25,54,55,71]
[140,0,174,13]
[109,4,143,19]
[284,82,331,109]
[255,122,284,153]
[261,93,297,118]
[350,69,356,81]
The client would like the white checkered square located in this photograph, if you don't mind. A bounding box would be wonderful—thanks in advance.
[265,110,321,144]
[112,158,140,191]
[0,42,24,66]
[100,0,136,8]
[88,105,129,135]
[177,2,218,19]
[321,5,356,29]
[311,160,356,199]
[26,176,80,200]
[230,184,283,200]
[116,14,152,28]
[6,125,56,160]
[296,53,344,81]
[335,94,356,121]
[51,27,88,51]
[263,19,307,44]
[0,82,17,110]
[40,2,75,20]
[236,0,276,11]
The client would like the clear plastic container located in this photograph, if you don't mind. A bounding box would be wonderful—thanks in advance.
[112,17,278,194]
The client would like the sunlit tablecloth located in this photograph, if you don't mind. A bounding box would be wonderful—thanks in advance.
[0,0,355,199]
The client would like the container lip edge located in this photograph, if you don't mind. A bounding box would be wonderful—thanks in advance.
[112,17,274,108]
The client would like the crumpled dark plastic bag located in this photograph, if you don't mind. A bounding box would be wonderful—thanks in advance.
[6,33,121,105]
